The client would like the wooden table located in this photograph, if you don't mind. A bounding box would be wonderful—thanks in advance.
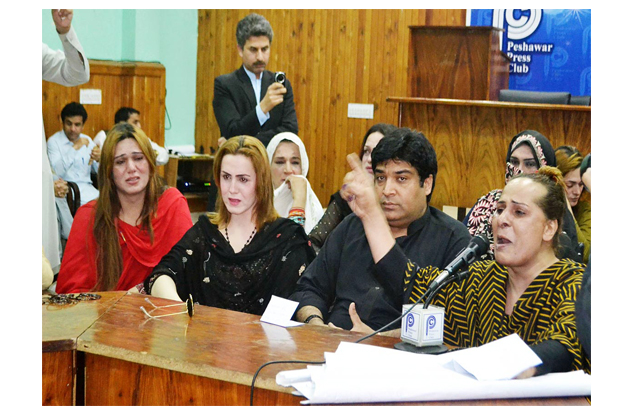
[42,292,127,405]
[43,292,590,406]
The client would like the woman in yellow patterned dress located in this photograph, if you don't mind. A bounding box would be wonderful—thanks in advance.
[348,166,586,377]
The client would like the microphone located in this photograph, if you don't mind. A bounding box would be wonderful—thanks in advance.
[355,234,488,346]
[426,234,489,293]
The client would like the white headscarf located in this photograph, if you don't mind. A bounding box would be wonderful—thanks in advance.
[266,132,324,234]
[266,132,310,176]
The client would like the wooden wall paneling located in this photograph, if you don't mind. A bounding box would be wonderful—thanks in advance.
[194,11,209,144]
[43,60,166,149]
[409,27,505,100]
[316,10,333,196]
[488,32,510,100]
[195,10,466,206]
[334,10,349,188]
[393,98,590,210]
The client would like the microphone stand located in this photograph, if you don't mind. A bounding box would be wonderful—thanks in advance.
[422,269,470,309]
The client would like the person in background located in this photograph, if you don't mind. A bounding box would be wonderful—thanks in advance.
[266,132,324,234]
[42,8,90,275]
[580,153,591,192]
[291,128,470,331]
[94,107,169,166]
[464,130,582,262]
[56,123,192,293]
[575,153,591,368]
[47,102,100,205]
[145,136,316,315]
[556,146,591,263]
[308,123,397,252]
[213,13,298,146]
[351,167,587,377]
[576,256,591,367]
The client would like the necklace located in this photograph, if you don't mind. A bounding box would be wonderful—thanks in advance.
[225,226,257,247]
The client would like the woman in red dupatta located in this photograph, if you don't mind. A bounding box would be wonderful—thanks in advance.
[56,123,192,293]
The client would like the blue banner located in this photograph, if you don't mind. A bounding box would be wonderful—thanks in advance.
[469,9,591,95]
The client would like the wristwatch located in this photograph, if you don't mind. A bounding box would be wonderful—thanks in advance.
[304,314,323,324]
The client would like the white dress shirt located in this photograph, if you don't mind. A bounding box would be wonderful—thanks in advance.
[42,26,90,272]
[242,65,270,126]
[47,130,99,205]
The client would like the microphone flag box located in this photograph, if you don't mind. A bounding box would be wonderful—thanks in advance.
[400,304,445,347]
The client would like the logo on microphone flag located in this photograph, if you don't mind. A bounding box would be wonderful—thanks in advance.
[401,304,444,347]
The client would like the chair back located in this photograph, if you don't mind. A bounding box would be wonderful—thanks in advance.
[570,95,591,106]
[442,205,470,222]
[499,89,571,105]
[66,182,81,217]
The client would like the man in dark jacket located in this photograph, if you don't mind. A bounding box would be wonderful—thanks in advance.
[213,13,298,146]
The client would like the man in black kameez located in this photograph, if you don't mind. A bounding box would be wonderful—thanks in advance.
[291,128,470,331]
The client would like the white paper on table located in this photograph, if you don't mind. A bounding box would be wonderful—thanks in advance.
[260,295,303,327]
[276,339,591,404]
[449,333,543,380]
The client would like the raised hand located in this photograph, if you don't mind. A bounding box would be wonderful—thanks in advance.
[90,145,101,164]
[72,137,89,151]
[340,153,379,219]
[51,9,73,35]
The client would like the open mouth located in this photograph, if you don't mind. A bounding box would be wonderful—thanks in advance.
[496,236,512,248]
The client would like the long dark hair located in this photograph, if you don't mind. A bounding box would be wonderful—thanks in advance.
[93,122,164,291]
[358,123,397,159]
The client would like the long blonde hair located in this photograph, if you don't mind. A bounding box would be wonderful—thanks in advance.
[209,136,279,230]
[93,122,164,291]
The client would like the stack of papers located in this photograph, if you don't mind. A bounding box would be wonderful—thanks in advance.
[276,335,591,404]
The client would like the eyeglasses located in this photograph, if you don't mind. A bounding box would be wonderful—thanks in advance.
[140,295,194,319]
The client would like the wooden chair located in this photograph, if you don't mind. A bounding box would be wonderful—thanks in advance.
[442,205,470,222]
[65,182,81,217]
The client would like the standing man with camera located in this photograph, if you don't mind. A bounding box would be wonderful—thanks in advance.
[213,13,298,147]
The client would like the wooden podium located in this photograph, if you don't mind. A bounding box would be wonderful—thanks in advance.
[408,26,509,100]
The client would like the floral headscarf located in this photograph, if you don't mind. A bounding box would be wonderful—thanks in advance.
[465,130,555,258]
[504,130,556,183]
